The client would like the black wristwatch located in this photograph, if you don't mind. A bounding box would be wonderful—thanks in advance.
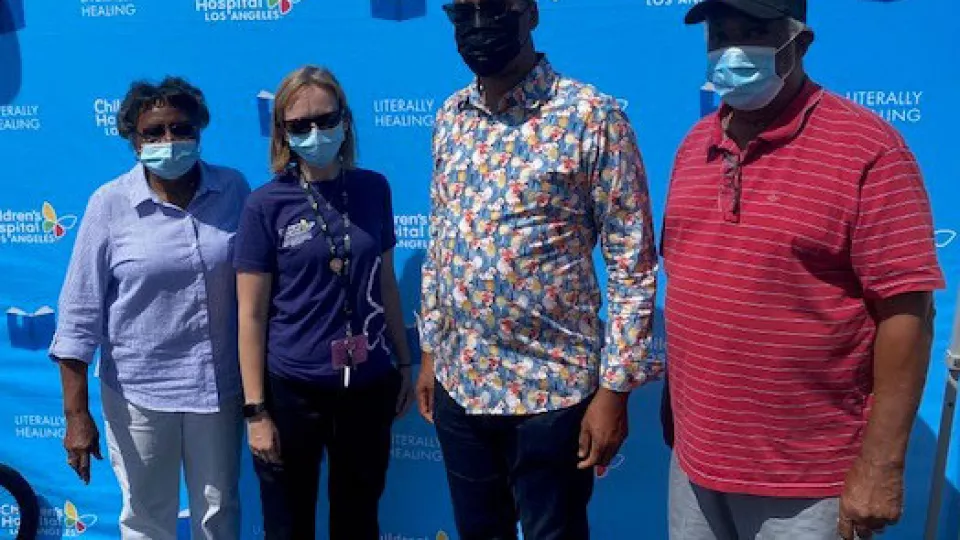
[243,402,267,419]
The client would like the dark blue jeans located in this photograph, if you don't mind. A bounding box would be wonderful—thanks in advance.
[434,382,594,540]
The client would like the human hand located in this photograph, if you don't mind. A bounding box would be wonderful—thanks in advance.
[416,353,436,423]
[247,413,282,465]
[837,457,905,539]
[578,388,629,470]
[64,410,101,484]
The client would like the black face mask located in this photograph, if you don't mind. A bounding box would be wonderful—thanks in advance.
[454,10,526,77]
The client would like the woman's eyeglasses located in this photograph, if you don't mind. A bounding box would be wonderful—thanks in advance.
[138,122,197,143]
[284,111,343,135]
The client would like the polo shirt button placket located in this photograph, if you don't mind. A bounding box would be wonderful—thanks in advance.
[720,152,744,224]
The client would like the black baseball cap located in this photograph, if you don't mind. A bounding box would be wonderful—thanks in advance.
[684,0,806,24]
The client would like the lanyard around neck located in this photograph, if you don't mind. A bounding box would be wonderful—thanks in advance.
[298,170,356,335]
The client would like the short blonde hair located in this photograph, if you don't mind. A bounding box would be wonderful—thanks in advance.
[269,66,357,174]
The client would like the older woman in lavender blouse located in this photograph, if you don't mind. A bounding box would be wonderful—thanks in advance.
[49,77,249,540]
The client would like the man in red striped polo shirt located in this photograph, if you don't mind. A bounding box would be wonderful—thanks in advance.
[662,0,946,538]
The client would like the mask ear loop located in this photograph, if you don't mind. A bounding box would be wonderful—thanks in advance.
[775,30,803,83]
[509,3,535,69]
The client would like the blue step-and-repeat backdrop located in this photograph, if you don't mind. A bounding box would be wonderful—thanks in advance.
[0,0,957,538]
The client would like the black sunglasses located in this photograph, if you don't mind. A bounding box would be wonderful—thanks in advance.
[138,122,197,143]
[284,111,343,135]
[441,1,527,24]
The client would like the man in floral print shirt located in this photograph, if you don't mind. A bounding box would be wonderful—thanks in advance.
[416,1,659,537]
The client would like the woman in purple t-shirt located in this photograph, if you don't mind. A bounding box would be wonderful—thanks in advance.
[234,66,415,539]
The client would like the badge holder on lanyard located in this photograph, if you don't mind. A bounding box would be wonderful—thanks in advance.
[299,171,368,388]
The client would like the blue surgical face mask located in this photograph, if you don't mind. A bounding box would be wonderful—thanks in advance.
[707,36,798,111]
[139,140,200,180]
[288,123,345,168]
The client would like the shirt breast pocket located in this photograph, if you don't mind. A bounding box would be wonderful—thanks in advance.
[110,228,192,279]
[513,160,588,218]
[111,238,148,270]
[201,229,236,273]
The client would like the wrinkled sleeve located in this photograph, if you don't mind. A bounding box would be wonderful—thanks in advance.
[590,104,660,391]
[49,191,111,364]
[418,115,445,355]
[850,146,944,299]
[234,197,276,274]
[381,178,398,252]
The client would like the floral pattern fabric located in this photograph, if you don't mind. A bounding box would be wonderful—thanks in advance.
[420,57,659,415]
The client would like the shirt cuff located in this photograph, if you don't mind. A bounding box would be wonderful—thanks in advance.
[868,277,946,301]
[234,258,273,273]
[48,336,97,365]
[419,334,438,355]
[599,349,663,393]
[417,313,439,355]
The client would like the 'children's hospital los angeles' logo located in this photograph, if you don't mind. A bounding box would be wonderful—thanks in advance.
[3,500,98,537]
[0,202,77,244]
[41,202,77,238]
[196,0,302,23]
[269,0,298,14]
[381,531,449,540]
[62,500,97,535]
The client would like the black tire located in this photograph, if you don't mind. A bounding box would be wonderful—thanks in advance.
[0,463,39,540]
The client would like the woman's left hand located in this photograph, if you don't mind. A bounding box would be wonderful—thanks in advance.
[395,366,416,417]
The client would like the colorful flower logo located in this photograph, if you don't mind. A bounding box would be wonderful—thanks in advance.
[41,201,77,239]
[267,0,301,15]
[63,501,97,534]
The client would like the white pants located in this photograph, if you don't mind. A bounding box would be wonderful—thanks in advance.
[101,384,242,540]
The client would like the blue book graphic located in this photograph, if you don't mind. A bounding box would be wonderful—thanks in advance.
[0,0,24,104]
[257,90,274,138]
[700,82,720,117]
[371,0,426,21]
[176,509,190,539]
[1,0,26,32]
[7,306,55,350]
